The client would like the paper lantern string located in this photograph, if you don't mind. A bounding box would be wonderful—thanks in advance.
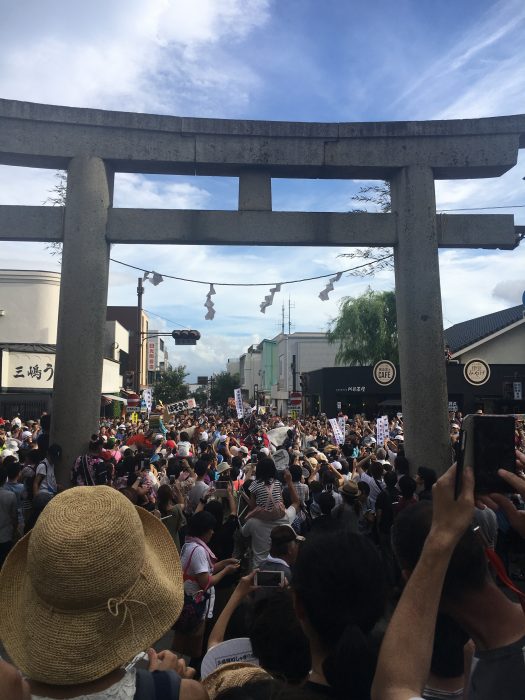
[319,272,343,301]
[260,283,282,314]
[204,283,216,320]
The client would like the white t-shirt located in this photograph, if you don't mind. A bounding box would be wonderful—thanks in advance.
[241,506,297,569]
[181,542,215,618]
[358,472,384,509]
[177,440,192,457]
[36,458,57,494]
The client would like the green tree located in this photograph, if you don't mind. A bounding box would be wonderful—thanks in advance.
[327,288,398,365]
[152,365,189,404]
[190,385,208,407]
[210,371,240,406]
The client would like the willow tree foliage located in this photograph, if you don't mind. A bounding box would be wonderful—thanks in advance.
[327,289,398,366]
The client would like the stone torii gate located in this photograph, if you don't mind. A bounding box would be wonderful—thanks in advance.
[0,99,524,483]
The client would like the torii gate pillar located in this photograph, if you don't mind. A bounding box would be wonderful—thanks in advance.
[50,157,113,474]
[392,166,451,471]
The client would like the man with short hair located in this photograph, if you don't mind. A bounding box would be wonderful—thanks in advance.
[258,524,304,583]
[34,444,61,496]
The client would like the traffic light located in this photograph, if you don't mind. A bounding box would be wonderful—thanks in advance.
[171,330,201,346]
[299,373,308,392]
[124,370,135,390]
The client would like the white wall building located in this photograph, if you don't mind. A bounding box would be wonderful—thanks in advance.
[271,332,339,414]
[0,269,60,344]
[0,270,129,417]
[239,347,262,401]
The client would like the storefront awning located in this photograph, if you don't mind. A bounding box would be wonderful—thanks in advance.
[102,394,127,405]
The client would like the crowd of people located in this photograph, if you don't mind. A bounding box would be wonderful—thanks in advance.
[1,407,525,699]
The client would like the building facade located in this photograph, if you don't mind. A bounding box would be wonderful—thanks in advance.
[305,304,525,418]
[0,270,129,418]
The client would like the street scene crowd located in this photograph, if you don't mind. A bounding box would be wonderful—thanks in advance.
[1,407,525,700]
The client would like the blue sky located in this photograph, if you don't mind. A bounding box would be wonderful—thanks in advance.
[0,0,524,379]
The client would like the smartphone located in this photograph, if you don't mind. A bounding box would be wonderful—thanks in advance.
[210,480,229,498]
[255,570,285,588]
[455,414,516,496]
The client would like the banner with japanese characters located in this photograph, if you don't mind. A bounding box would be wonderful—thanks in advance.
[376,415,389,445]
[338,417,346,437]
[329,418,345,445]
[234,388,244,419]
[1,351,55,390]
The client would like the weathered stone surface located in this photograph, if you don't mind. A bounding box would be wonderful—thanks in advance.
[392,166,451,475]
[50,157,112,484]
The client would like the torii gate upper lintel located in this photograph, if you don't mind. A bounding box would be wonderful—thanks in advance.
[0,98,523,480]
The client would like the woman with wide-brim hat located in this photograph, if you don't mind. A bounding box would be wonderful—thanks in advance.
[0,486,207,699]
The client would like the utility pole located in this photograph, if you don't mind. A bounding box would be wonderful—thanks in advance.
[136,276,144,393]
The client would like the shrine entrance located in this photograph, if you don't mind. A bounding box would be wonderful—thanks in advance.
[0,98,523,479]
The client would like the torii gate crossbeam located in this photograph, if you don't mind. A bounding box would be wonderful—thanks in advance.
[0,99,523,482]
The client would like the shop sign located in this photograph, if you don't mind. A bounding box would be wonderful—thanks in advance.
[514,382,523,400]
[463,358,490,386]
[1,351,55,390]
[373,360,396,387]
[147,341,156,371]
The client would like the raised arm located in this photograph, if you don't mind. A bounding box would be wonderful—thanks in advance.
[208,572,256,649]
[371,465,474,700]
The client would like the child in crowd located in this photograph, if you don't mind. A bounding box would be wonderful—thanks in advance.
[245,457,286,521]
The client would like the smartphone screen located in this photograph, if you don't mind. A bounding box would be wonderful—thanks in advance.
[255,570,284,587]
[457,414,516,494]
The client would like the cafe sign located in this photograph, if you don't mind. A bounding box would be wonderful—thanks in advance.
[463,358,490,386]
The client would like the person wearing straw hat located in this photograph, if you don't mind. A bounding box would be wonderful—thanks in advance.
[0,486,207,700]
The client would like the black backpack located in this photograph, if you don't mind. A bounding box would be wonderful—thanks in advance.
[134,668,181,699]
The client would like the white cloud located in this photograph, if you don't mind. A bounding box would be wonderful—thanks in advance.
[0,0,270,115]
[492,279,525,306]
[114,174,211,209]
[392,0,525,118]
[1,0,524,381]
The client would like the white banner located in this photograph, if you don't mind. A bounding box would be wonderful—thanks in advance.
[165,398,196,414]
[338,417,346,437]
[329,418,345,445]
[376,415,389,446]
[272,449,290,470]
[514,382,522,400]
[234,388,244,419]
[142,388,153,413]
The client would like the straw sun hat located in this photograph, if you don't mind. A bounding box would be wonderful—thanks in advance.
[202,662,270,699]
[0,486,183,686]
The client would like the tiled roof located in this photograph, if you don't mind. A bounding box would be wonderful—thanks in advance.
[444,305,524,353]
[0,343,56,353]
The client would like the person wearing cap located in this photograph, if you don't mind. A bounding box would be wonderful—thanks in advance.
[0,486,207,699]
[258,524,304,584]
[330,480,359,533]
